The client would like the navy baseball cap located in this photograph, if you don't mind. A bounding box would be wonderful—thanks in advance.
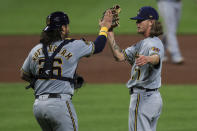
[130,6,159,20]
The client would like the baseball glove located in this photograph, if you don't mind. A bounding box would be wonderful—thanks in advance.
[74,73,84,90]
[101,4,121,31]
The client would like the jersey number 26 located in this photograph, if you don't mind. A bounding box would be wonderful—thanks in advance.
[38,58,62,77]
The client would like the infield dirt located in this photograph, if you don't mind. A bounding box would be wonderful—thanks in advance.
[0,34,196,84]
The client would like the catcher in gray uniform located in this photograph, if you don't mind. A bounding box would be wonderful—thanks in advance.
[107,6,164,131]
[20,10,112,131]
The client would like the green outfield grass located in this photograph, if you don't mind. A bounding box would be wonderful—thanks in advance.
[0,83,197,131]
[0,0,196,35]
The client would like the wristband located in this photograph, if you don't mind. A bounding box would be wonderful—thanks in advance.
[99,27,108,37]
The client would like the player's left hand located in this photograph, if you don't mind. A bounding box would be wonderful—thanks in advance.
[136,55,149,66]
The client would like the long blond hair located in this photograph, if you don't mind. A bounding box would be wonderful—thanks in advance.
[149,20,163,37]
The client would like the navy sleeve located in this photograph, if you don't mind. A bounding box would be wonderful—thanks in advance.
[93,35,107,54]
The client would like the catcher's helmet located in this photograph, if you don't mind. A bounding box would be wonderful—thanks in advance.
[44,11,69,31]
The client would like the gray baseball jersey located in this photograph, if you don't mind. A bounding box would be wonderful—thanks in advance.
[124,36,164,89]
[124,36,164,131]
[22,39,94,131]
[22,39,94,96]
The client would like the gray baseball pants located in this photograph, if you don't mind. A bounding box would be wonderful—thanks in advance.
[33,94,78,131]
[129,88,163,131]
[158,0,182,60]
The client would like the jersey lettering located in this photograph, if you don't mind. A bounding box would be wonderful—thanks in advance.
[38,58,63,77]
[60,49,73,60]
[32,46,73,61]
[65,53,72,60]
[32,48,42,61]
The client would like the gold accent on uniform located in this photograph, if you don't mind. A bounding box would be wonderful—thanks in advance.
[53,58,63,77]
[136,68,141,80]
[91,42,95,55]
[60,49,67,56]
[46,44,73,60]
[151,47,160,53]
[84,41,90,45]
[99,27,108,37]
[21,69,30,76]
[122,49,134,65]
[48,45,53,52]
[53,45,58,52]
[34,52,38,57]
[65,38,72,40]
[123,49,129,61]
[132,76,134,80]
[32,56,37,61]
[134,94,140,131]
[38,57,46,80]
[100,27,108,32]
[47,45,58,52]
[99,32,108,37]
[59,49,73,60]
[65,53,72,60]
[32,48,43,61]
[66,101,77,131]
[132,68,141,80]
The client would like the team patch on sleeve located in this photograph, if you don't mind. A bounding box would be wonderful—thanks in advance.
[151,47,160,53]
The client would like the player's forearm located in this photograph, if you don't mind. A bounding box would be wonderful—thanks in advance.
[93,27,108,54]
[108,32,125,61]
[109,40,125,61]
[93,35,107,54]
[147,54,160,65]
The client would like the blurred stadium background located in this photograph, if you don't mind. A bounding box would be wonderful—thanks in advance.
[0,0,197,131]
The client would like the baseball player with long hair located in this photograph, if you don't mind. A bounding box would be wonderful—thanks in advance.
[107,6,164,131]
[20,10,112,131]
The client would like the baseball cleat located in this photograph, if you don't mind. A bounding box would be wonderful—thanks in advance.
[172,57,184,64]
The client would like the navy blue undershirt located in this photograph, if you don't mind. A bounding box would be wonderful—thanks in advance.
[93,35,107,54]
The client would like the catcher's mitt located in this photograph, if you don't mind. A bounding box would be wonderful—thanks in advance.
[102,4,121,31]
[74,73,84,90]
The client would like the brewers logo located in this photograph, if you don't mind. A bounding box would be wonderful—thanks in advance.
[151,47,160,53]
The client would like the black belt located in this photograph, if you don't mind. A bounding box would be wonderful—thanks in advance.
[35,93,62,99]
[129,86,158,94]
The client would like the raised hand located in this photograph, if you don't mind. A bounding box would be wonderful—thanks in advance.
[99,10,113,29]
